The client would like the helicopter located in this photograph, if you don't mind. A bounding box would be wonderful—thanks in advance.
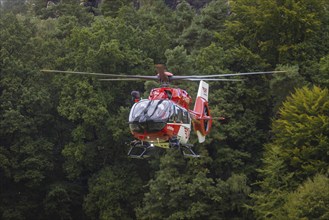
[42,65,284,158]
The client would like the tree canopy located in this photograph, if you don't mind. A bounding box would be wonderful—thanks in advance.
[0,0,328,219]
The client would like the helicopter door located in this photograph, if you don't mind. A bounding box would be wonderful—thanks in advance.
[172,105,191,144]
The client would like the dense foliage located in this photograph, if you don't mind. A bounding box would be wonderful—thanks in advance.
[0,0,328,219]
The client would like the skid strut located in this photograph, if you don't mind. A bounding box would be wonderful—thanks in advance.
[169,138,200,158]
[127,141,155,159]
[180,143,200,158]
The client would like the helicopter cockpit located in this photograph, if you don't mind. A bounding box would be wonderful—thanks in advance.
[129,99,190,133]
[129,100,172,132]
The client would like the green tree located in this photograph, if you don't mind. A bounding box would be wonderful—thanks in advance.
[0,13,59,219]
[165,45,192,75]
[225,0,329,66]
[84,165,143,220]
[179,0,229,50]
[1,0,28,14]
[101,0,132,17]
[252,86,329,218]
[43,184,72,220]
[137,149,252,219]
[137,150,219,219]
[313,54,329,88]
[32,0,94,21]
[283,174,329,220]
[171,0,195,36]
[59,83,108,179]
[269,65,307,113]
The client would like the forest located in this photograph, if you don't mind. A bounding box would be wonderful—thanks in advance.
[0,0,328,219]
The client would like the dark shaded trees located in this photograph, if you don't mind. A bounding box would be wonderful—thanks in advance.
[84,165,143,219]
[136,150,222,219]
[225,0,329,66]
[0,13,57,220]
[1,0,329,219]
[179,0,230,50]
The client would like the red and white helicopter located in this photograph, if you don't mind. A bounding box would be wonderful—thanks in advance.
[42,65,284,158]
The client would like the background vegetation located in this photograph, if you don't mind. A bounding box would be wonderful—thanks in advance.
[1,0,328,219]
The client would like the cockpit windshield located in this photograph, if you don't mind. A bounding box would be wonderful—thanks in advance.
[129,100,173,123]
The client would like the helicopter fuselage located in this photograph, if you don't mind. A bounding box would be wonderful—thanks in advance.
[129,88,192,147]
[128,82,212,158]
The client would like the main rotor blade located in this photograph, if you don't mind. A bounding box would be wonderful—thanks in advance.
[41,69,158,80]
[98,78,243,82]
[41,69,285,82]
[42,69,119,77]
[99,78,148,81]
[182,78,243,81]
[200,70,286,78]
[172,71,286,79]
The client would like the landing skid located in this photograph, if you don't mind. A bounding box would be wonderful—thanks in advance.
[127,139,200,159]
[180,143,200,158]
[127,141,155,159]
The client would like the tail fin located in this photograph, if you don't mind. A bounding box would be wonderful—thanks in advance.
[193,81,212,143]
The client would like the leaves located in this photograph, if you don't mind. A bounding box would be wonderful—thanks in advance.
[284,174,329,219]
[1,1,329,219]
[252,86,329,218]
[84,165,143,220]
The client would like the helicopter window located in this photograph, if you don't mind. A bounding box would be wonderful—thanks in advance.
[147,100,170,120]
[170,105,190,124]
[129,100,173,122]
[129,99,149,121]
[168,105,176,122]
[182,110,190,124]
[175,106,183,123]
